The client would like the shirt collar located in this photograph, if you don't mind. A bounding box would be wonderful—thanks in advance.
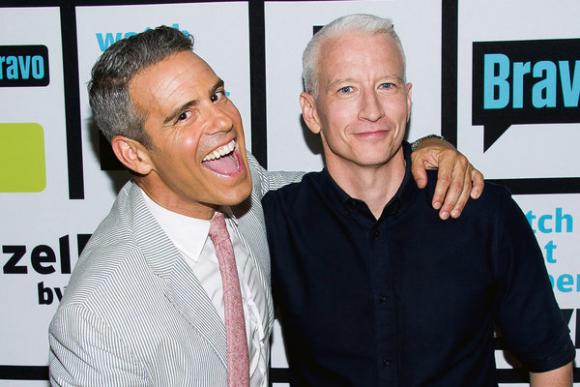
[320,141,417,220]
[221,206,239,225]
[139,187,236,260]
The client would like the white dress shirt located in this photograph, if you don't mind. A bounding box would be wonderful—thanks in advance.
[140,188,268,387]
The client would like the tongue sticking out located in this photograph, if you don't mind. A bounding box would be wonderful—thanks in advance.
[203,153,240,175]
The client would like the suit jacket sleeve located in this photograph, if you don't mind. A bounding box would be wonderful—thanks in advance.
[247,153,304,199]
[49,302,147,386]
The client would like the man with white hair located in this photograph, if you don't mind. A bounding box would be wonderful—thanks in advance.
[263,14,574,386]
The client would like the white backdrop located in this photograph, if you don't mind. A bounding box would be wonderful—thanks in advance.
[0,1,578,386]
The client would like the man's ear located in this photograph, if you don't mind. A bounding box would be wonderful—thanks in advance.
[110,135,153,175]
[300,92,322,135]
[406,82,413,122]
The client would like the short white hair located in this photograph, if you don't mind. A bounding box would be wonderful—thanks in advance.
[302,13,406,96]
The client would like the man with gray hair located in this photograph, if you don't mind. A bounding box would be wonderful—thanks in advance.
[49,25,482,386]
[263,14,574,386]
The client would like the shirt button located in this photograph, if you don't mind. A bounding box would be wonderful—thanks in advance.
[379,295,387,304]
[383,359,392,367]
[372,229,380,239]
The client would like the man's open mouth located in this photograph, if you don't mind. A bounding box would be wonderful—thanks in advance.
[201,139,241,176]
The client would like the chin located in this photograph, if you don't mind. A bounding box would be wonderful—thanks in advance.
[220,179,253,206]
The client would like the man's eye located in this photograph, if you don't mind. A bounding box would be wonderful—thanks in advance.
[379,82,395,89]
[211,90,226,102]
[379,82,401,91]
[337,86,354,94]
[176,111,190,122]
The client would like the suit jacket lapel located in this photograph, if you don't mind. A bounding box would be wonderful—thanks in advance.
[127,182,227,366]
[231,194,275,337]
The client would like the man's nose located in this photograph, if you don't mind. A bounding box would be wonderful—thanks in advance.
[359,90,385,122]
[206,104,234,134]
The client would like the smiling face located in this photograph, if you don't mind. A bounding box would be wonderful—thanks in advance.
[120,50,251,219]
[301,31,412,175]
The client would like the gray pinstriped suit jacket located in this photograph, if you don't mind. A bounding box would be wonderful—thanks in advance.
[48,156,302,386]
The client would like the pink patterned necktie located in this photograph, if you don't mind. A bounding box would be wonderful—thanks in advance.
[209,212,250,387]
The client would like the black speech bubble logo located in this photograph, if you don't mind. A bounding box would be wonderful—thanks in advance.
[472,39,580,151]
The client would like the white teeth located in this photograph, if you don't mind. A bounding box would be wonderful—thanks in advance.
[202,140,236,162]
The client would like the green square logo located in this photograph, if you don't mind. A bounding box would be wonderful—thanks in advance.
[0,123,46,192]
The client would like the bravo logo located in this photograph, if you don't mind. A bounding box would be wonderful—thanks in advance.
[472,39,580,151]
[96,23,190,52]
[0,45,49,87]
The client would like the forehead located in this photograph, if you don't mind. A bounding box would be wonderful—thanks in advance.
[128,51,218,111]
[318,32,404,81]
[130,50,217,91]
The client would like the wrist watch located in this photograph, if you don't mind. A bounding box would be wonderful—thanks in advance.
[410,134,445,152]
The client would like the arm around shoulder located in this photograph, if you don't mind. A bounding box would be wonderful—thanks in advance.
[410,136,484,219]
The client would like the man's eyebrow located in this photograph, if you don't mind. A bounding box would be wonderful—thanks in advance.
[163,99,198,125]
[325,75,406,93]
[326,78,354,92]
[162,79,226,125]
[212,78,225,93]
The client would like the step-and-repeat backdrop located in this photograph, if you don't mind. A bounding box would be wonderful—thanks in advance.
[1,1,578,386]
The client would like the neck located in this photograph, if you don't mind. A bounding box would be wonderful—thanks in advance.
[326,149,406,219]
[134,176,217,220]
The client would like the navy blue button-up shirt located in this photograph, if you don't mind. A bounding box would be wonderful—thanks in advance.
[263,142,574,386]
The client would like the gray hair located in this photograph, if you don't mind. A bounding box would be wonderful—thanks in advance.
[88,25,193,146]
[302,14,406,96]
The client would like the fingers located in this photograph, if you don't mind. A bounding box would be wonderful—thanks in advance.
[410,139,484,219]
[444,163,485,219]
[469,168,485,199]
[410,151,429,189]
[430,150,456,213]
[436,155,468,219]
[448,165,473,219]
